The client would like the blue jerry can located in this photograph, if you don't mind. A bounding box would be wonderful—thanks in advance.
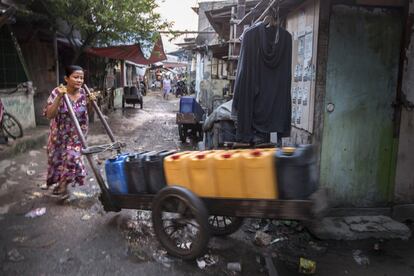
[105,153,129,194]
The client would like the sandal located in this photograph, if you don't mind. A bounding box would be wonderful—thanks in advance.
[40,183,49,190]
[48,184,69,199]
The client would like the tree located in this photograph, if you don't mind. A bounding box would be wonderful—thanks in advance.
[25,0,171,63]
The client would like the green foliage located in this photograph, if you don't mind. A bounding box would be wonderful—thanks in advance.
[25,0,171,61]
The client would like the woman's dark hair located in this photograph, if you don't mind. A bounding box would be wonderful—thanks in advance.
[64,65,83,77]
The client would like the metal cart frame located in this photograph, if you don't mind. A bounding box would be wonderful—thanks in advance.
[65,85,327,260]
[176,112,203,143]
[122,86,143,109]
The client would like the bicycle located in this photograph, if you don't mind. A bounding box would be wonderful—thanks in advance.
[0,98,23,139]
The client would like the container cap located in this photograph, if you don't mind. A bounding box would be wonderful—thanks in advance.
[282,147,296,155]
[171,155,181,160]
[196,154,205,160]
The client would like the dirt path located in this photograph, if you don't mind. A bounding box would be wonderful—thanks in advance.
[0,90,412,276]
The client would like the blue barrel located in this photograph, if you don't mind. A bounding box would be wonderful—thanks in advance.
[179,96,204,121]
[105,153,129,194]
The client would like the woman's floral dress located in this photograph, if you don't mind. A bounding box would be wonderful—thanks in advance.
[44,88,88,187]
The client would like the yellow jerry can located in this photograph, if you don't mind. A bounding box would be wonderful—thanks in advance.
[163,151,194,190]
[213,151,246,198]
[241,149,278,199]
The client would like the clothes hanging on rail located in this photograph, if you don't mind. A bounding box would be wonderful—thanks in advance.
[232,23,292,143]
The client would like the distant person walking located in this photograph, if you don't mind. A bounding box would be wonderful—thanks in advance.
[162,76,171,100]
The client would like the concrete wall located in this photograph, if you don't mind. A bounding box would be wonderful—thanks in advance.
[1,91,36,129]
[394,0,414,204]
[196,1,237,45]
[195,0,236,109]
[199,79,230,112]
[113,88,123,109]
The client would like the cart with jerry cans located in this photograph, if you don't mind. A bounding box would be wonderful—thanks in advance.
[65,85,328,260]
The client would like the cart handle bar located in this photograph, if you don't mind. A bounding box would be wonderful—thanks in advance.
[81,141,126,155]
[83,84,121,154]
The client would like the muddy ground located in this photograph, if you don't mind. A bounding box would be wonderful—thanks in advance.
[0,90,413,276]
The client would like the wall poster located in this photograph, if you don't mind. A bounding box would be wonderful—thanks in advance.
[286,2,319,133]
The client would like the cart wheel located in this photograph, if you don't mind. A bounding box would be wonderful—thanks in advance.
[208,216,244,236]
[122,96,125,108]
[178,124,186,143]
[152,186,210,260]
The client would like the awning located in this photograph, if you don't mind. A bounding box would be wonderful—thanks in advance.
[87,37,166,65]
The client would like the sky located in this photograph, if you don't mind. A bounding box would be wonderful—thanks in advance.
[155,0,200,53]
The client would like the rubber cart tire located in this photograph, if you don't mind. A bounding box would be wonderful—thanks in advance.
[208,216,244,236]
[152,186,210,260]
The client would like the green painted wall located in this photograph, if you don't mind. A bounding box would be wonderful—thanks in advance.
[320,5,402,207]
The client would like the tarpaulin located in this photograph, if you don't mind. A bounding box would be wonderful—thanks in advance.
[87,38,166,65]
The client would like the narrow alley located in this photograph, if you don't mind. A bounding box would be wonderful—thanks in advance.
[0,90,412,276]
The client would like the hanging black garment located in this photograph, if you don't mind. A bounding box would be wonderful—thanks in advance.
[232,23,292,142]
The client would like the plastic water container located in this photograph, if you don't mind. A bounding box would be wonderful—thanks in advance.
[145,150,176,193]
[188,151,219,197]
[241,149,278,199]
[105,153,129,194]
[124,151,151,194]
[213,151,245,198]
[275,145,317,199]
[164,151,194,190]
[179,97,204,121]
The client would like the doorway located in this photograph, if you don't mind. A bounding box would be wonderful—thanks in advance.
[320,5,403,207]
